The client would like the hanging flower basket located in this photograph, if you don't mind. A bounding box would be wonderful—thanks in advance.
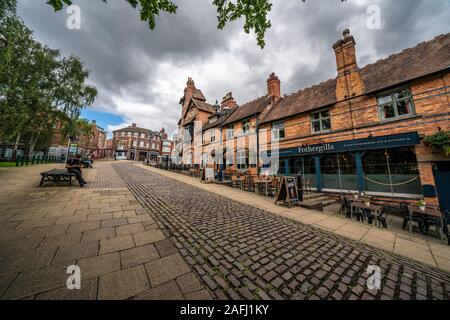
[424,131,450,156]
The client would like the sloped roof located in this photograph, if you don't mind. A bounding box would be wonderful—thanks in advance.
[261,79,336,124]
[261,33,450,124]
[193,89,206,101]
[361,33,450,94]
[202,107,237,131]
[191,98,216,113]
[114,126,160,136]
[223,95,272,126]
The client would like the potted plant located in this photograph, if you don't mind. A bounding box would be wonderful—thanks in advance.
[424,131,450,156]
[416,200,426,212]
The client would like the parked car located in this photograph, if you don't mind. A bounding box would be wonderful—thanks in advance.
[115,154,127,160]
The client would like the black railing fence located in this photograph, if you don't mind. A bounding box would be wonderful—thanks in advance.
[15,155,63,167]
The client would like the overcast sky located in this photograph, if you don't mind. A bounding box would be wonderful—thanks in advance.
[17,0,450,138]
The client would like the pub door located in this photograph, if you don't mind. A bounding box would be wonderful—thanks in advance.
[433,161,450,211]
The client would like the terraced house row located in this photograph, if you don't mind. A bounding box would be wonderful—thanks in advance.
[175,30,450,209]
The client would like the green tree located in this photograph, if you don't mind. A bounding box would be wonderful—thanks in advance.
[0,15,97,158]
[0,0,16,23]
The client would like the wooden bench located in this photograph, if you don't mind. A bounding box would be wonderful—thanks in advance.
[40,169,77,187]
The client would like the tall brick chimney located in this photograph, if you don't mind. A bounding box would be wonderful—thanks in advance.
[221,92,237,110]
[182,77,196,116]
[267,72,281,100]
[333,29,365,101]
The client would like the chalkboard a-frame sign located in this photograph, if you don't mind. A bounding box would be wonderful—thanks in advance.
[275,176,300,208]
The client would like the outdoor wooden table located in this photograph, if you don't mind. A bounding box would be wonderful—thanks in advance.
[254,179,271,197]
[408,206,444,242]
[351,202,382,222]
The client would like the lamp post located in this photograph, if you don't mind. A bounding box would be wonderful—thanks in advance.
[0,33,7,48]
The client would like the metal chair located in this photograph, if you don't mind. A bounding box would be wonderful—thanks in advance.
[376,205,390,228]
[401,202,425,233]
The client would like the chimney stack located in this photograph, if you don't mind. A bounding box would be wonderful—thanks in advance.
[132,123,137,128]
[221,92,237,110]
[267,72,281,100]
[182,77,196,116]
[332,29,364,100]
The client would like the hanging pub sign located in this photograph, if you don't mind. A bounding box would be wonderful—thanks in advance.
[275,176,301,208]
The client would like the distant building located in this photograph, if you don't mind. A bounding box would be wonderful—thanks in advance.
[112,123,161,161]
[159,128,174,161]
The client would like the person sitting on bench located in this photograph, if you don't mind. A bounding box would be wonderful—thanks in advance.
[83,155,94,168]
[66,154,87,187]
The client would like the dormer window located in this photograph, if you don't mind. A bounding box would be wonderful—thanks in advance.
[209,117,217,124]
[377,87,415,120]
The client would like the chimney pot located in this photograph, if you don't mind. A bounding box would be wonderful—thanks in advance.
[343,29,351,38]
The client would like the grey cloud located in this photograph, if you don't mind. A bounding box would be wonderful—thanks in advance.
[16,0,450,136]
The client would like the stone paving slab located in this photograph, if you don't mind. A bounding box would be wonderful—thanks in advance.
[0,162,209,300]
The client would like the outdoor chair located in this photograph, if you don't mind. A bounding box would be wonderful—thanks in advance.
[338,195,346,215]
[231,175,239,188]
[268,177,279,197]
[401,202,425,233]
[303,178,312,194]
[351,205,364,222]
[421,207,445,237]
[243,175,252,192]
[342,197,352,218]
[375,205,390,228]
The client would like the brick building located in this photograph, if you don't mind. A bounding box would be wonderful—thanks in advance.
[88,120,109,159]
[175,77,217,165]
[159,128,174,160]
[50,120,108,159]
[176,30,450,208]
[112,123,161,161]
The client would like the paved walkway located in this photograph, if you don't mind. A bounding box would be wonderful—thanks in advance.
[0,161,449,300]
[0,162,210,300]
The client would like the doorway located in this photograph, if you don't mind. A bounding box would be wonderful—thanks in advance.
[433,161,450,211]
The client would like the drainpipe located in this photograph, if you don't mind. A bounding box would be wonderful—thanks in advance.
[256,117,260,176]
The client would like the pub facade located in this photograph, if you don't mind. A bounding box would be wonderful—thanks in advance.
[176,30,450,207]
[259,30,450,206]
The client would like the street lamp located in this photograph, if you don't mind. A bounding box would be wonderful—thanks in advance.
[0,33,7,48]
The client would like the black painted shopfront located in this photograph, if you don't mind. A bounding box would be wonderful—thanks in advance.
[277,132,423,197]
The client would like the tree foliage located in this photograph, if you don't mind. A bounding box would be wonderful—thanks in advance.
[0,14,97,156]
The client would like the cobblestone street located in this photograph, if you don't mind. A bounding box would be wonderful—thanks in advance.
[0,162,449,300]
[113,163,450,300]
